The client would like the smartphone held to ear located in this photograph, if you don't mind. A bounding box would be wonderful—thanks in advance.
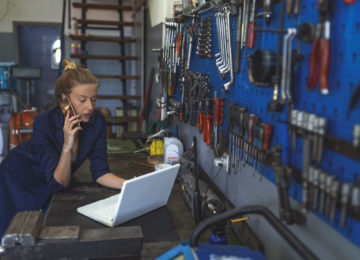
[60,96,80,127]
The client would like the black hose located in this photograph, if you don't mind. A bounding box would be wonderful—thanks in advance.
[192,136,202,223]
[189,205,318,260]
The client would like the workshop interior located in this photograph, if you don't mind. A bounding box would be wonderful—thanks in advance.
[1,0,360,259]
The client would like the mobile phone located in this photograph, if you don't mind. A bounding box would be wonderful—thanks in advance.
[60,96,80,127]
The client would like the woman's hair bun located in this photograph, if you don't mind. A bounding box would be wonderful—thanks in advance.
[63,59,77,72]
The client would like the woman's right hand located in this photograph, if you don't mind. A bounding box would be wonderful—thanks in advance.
[63,110,82,152]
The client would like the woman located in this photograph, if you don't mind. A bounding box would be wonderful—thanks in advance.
[0,59,126,237]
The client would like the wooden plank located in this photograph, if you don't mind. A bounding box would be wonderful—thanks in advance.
[72,2,132,11]
[76,19,134,27]
[70,54,138,60]
[97,95,141,100]
[95,74,140,79]
[70,34,136,43]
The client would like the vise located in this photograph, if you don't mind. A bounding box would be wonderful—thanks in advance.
[1,210,143,260]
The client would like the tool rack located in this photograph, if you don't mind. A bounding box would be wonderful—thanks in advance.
[166,0,360,248]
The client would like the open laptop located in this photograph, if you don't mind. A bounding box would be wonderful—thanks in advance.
[77,164,180,227]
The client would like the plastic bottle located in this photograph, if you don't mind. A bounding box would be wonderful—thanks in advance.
[164,137,183,164]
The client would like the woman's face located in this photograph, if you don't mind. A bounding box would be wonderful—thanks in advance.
[62,83,98,122]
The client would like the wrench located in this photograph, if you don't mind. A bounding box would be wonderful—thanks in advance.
[222,5,234,93]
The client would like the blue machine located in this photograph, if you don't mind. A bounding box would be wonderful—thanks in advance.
[157,242,266,260]
[156,206,318,260]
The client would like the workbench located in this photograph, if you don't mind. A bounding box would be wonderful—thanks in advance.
[2,153,197,260]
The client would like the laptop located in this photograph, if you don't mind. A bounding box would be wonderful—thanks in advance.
[77,164,180,227]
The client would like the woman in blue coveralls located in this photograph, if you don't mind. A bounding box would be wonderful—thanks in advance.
[0,59,126,237]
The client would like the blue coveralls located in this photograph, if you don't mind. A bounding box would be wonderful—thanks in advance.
[0,106,110,236]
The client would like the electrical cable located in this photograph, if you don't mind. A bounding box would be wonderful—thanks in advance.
[202,165,223,201]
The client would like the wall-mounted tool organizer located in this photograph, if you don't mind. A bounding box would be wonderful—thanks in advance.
[160,0,360,248]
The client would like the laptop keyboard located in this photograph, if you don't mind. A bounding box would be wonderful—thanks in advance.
[95,204,117,220]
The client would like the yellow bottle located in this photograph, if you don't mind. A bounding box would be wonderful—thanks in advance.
[150,139,164,156]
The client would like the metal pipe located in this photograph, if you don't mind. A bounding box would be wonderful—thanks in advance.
[189,205,318,260]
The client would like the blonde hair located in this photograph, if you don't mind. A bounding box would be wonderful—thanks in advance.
[54,59,98,103]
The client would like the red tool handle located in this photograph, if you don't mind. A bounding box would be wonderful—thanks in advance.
[248,114,255,144]
[203,115,207,144]
[179,111,183,122]
[319,38,330,95]
[213,98,220,126]
[219,98,224,125]
[247,21,256,49]
[263,124,273,150]
[307,36,320,90]
[197,112,203,133]
[344,0,355,3]
[205,114,212,145]
[319,21,331,95]
[176,32,181,57]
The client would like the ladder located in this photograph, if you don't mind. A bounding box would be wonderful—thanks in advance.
[69,0,140,137]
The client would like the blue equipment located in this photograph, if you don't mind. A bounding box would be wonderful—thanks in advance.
[156,206,318,260]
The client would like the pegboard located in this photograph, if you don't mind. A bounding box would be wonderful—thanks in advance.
[171,0,360,248]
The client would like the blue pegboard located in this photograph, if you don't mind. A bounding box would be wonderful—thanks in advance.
[174,0,360,248]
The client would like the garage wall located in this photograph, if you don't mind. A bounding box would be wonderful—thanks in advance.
[0,0,63,33]
[140,3,360,260]
[0,0,138,121]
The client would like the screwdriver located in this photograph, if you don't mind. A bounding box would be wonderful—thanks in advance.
[252,116,261,167]
[263,123,273,150]
[213,92,225,154]
[258,123,272,172]
[247,114,257,165]
[239,108,248,162]
[243,112,250,164]
[203,99,212,146]
[247,0,256,49]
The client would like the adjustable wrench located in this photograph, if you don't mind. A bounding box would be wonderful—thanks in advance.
[222,4,234,93]
[280,28,297,103]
